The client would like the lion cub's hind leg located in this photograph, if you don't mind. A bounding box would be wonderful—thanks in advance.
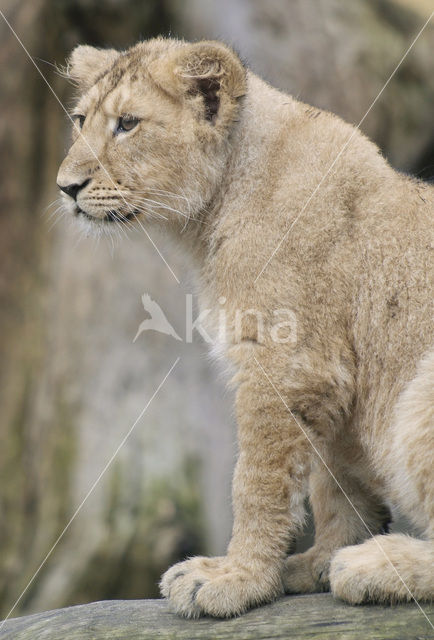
[284,461,391,594]
[330,350,434,604]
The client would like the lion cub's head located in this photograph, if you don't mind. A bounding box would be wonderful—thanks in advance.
[57,38,246,234]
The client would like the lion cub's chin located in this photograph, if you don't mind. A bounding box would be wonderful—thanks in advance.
[71,208,124,240]
[61,200,137,240]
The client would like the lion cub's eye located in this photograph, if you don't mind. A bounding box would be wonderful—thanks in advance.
[73,114,86,129]
[116,116,139,134]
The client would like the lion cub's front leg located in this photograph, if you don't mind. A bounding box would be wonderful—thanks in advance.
[160,353,314,618]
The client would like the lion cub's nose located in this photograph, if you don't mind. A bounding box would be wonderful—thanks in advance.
[57,178,90,201]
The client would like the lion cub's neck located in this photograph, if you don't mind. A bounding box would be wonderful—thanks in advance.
[179,73,299,262]
[175,70,398,315]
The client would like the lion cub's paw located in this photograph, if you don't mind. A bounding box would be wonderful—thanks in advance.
[160,556,281,618]
[330,539,391,604]
[329,535,431,604]
[283,548,331,594]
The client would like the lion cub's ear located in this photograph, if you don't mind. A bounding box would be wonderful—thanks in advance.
[149,41,246,124]
[66,45,120,92]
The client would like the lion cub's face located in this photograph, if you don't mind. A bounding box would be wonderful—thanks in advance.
[57,39,246,233]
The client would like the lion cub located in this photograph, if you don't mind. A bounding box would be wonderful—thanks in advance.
[57,38,434,617]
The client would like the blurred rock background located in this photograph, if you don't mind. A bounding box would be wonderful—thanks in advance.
[0,0,432,617]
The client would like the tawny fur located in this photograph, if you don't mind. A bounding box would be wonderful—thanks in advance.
[57,38,434,618]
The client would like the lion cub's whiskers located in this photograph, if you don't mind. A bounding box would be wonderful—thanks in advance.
[129,191,210,229]
[47,207,67,233]
[125,197,169,223]
[43,197,64,217]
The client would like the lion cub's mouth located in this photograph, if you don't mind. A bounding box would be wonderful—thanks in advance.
[74,205,136,224]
